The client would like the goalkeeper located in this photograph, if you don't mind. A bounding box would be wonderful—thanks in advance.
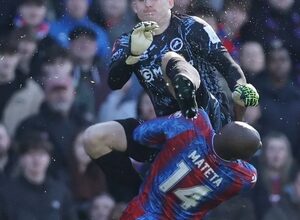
[84,0,259,201]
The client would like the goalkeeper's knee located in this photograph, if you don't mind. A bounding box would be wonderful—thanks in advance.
[162,52,200,89]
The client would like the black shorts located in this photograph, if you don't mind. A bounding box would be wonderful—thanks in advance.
[114,118,160,163]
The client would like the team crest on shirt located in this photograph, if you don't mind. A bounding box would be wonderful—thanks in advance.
[170,38,183,52]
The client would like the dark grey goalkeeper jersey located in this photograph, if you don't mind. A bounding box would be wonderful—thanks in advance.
[109,13,244,122]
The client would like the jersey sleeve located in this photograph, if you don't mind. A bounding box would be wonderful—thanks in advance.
[186,17,246,90]
[133,116,170,147]
[134,111,203,148]
[186,17,225,55]
[108,33,135,90]
[240,161,257,192]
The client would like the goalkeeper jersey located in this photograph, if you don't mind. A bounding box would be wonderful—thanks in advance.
[121,109,257,220]
[109,13,244,123]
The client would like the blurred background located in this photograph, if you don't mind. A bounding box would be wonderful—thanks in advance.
[0,0,299,219]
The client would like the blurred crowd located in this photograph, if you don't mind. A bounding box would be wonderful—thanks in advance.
[0,0,299,219]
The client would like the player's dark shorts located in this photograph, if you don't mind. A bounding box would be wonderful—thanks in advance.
[115,118,160,163]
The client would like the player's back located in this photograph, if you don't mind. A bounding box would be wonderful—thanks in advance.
[122,110,257,220]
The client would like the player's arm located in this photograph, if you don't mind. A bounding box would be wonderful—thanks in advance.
[108,34,134,90]
[187,18,245,89]
[241,162,257,191]
[205,43,259,110]
[108,22,158,90]
[188,18,259,111]
[206,49,248,120]
[133,116,171,147]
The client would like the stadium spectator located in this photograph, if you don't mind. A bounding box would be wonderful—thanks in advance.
[14,0,49,40]
[0,41,44,136]
[49,0,110,60]
[89,0,136,46]
[204,195,256,220]
[16,74,91,181]
[173,0,193,14]
[218,0,251,61]
[189,4,218,31]
[109,202,127,220]
[255,42,300,161]
[241,0,300,83]
[0,0,19,35]
[69,26,110,116]
[0,124,15,185]
[39,46,74,82]
[69,130,107,219]
[89,193,116,220]
[262,167,300,220]
[98,79,136,122]
[40,46,101,119]
[239,41,266,85]
[0,131,78,220]
[10,27,38,77]
[251,132,297,220]
[136,91,156,121]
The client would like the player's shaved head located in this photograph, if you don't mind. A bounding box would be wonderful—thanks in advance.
[214,121,261,160]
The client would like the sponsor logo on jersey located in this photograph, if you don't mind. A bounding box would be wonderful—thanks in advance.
[170,38,183,52]
[141,66,163,83]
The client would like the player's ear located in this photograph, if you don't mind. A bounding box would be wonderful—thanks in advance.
[131,0,138,13]
[168,0,175,9]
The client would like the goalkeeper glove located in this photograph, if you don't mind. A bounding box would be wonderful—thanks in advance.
[126,21,159,65]
[232,83,259,107]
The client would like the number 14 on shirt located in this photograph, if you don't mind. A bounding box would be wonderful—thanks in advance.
[159,160,212,210]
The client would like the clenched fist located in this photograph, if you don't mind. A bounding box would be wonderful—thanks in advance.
[232,84,259,107]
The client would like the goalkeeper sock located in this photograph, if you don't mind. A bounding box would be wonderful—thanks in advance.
[94,151,142,202]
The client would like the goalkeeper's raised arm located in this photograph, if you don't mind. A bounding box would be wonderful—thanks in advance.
[108,21,158,90]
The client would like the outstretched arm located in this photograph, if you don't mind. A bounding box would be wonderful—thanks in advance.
[187,18,259,119]
[187,18,246,90]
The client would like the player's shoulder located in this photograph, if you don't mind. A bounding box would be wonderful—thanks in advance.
[236,160,257,184]
[173,13,207,28]
[237,160,257,173]
[111,32,131,52]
